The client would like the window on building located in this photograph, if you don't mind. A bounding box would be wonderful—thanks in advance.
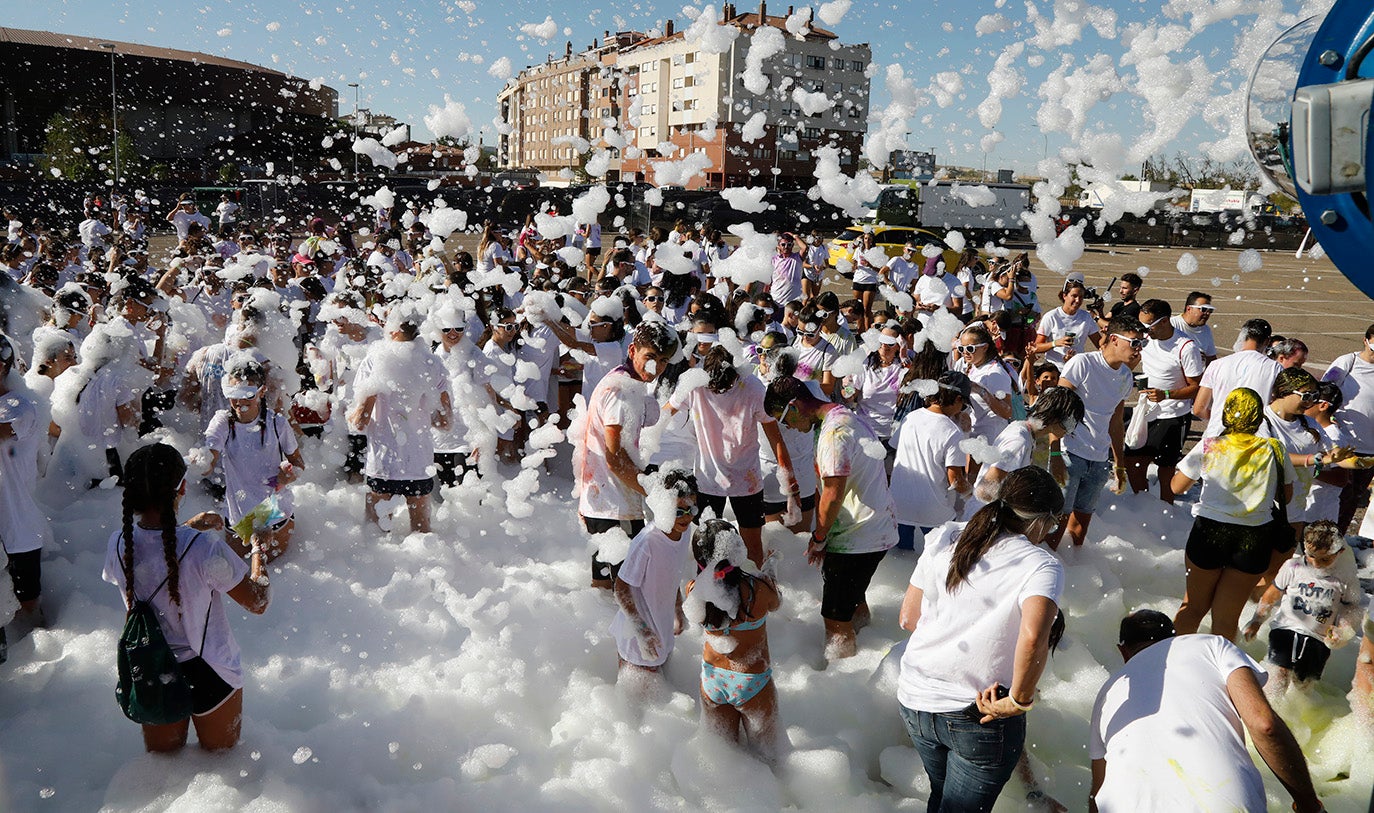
[673,77,684,89]
[806,55,826,70]
[685,52,696,64]
[850,60,865,71]
[803,126,822,138]
[683,99,698,110]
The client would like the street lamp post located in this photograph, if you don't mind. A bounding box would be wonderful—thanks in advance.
[348,82,360,177]
[99,43,118,187]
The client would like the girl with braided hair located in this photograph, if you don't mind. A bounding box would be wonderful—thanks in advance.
[102,442,270,752]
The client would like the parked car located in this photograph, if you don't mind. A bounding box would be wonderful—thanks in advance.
[826,224,970,275]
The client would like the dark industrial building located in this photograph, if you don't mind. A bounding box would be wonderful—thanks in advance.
[0,27,338,179]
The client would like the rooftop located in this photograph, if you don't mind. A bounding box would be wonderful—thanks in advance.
[0,26,288,76]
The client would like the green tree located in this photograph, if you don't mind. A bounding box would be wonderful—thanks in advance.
[39,113,96,182]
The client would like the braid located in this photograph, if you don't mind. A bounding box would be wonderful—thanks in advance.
[120,491,136,608]
[161,490,181,606]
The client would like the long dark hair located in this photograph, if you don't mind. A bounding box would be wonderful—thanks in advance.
[702,344,739,394]
[120,443,188,607]
[947,466,1063,591]
[692,518,758,629]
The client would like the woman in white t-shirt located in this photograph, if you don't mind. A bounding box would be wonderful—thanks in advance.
[971,385,1084,508]
[668,346,795,566]
[952,323,1016,455]
[205,360,304,561]
[847,325,906,443]
[979,262,1014,315]
[792,308,839,398]
[896,466,1065,812]
[479,308,528,463]
[103,443,270,752]
[1033,281,1101,369]
[848,232,882,317]
[431,314,480,487]
[1172,387,1296,641]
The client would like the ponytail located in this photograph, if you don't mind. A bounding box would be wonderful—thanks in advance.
[946,467,1063,591]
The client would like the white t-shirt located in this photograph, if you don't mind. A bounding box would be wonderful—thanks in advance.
[814,406,897,554]
[1138,330,1205,420]
[1170,315,1217,358]
[770,254,804,306]
[913,274,957,315]
[215,200,240,224]
[576,366,659,521]
[1199,349,1281,438]
[0,390,51,555]
[102,526,250,687]
[432,343,478,455]
[481,340,525,442]
[759,418,817,502]
[854,361,903,440]
[1270,555,1361,640]
[675,374,771,498]
[1306,421,1350,523]
[1089,635,1267,813]
[577,334,630,401]
[980,278,1008,313]
[890,408,967,528]
[205,408,297,524]
[1060,352,1133,463]
[354,340,450,481]
[793,338,838,384]
[518,325,560,406]
[850,247,881,285]
[1323,352,1374,453]
[971,422,1036,500]
[884,256,921,292]
[609,525,690,667]
[955,357,1014,442]
[169,209,211,241]
[1256,406,1325,523]
[1036,307,1100,369]
[898,523,1064,712]
[1176,435,1295,526]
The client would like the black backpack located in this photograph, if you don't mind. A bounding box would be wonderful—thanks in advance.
[115,532,208,726]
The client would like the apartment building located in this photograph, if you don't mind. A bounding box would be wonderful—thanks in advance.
[496,2,871,189]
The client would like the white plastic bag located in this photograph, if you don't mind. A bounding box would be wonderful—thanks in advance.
[1124,391,1155,450]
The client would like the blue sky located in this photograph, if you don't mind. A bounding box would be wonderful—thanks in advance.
[9,0,1321,174]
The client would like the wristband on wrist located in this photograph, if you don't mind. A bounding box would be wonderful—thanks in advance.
[1008,694,1034,712]
[1163,389,1170,399]
[1049,450,1062,457]
[810,530,827,547]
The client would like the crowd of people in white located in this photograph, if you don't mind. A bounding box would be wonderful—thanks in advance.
[1,189,1372,811]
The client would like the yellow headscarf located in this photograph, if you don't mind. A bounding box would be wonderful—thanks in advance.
[1204,387,1283,515]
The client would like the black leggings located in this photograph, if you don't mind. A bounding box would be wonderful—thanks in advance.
[434,452,478,487]
[696,491,765,529]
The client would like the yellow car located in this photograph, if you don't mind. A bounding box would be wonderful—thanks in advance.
[826,225,969,276]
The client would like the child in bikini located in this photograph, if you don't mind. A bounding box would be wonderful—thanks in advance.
[684,518,781,764]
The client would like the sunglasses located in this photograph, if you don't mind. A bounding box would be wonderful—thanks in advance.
[779,398,799,425]
[956,342,987,354]
[1187,304,1216,313]
[1296,390,1319,403]
[589,320,612,329]
[815,309,831,319]
[441,326,464,334]
[797,329,818,338]
[1113,334,1148,350]
[643,295,661,303]
[496,322,517,331]
[676,504,699,518]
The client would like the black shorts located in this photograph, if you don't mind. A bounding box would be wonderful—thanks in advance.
[6,549,41,603]
[820,549,888,621]
[345,434,367,476]
[852,282,879,294]
[586,247,602,261]
[1129,414,1191,467]
[434,452,477,487]
[1267,628,1331,681]
[761,492,817,517]
[1184,516,1272,575]
[697,491,766,529]
[179,656,236,716]
[584,516,646,582]
[366,477,434,497]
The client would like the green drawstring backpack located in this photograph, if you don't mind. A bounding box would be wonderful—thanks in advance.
[115,533,208,726]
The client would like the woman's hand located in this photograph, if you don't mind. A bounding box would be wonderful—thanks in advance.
[186,511,225,531]
[975,683,1030,723]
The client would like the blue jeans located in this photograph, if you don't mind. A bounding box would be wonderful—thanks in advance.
[1062,451,1112,514]
[899,705,1026,812]
[896,525,935,554]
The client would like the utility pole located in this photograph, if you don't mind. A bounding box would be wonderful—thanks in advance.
[99,43,118,187]
[348,82,360,177]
